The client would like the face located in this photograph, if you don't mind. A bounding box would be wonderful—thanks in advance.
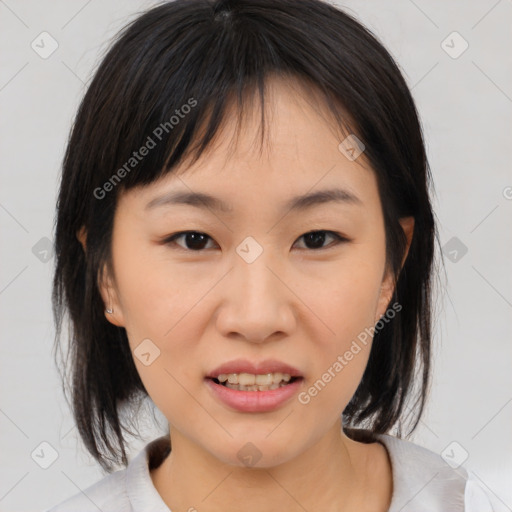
[95,76,413,468]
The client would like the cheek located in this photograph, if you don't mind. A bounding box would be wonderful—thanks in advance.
[112,247,214,415]
[112,234,211,344]
[295,250,384,405]
[302,255,384,350]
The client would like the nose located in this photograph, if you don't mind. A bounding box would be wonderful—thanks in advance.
[215,249,296,343]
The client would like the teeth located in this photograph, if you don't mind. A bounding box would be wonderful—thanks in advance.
[225,382,285,391]
[240,373,256,386]
[216,372,293,387]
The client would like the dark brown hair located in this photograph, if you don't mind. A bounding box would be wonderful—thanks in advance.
[52,0,439,472]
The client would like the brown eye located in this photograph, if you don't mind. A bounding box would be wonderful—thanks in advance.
[294,230,347,250]
[165,231,215,251]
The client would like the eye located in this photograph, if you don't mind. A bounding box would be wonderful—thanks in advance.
[293,230,348,250]
[163,230,348,252]
[165,231,216,251]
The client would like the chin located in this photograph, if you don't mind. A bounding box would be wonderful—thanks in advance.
[203,436,300,469]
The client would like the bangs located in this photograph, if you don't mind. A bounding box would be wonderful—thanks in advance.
[83,1,366,201]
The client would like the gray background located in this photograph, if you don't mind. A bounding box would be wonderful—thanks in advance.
[1,0,511,510]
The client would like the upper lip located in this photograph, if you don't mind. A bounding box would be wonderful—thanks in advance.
[206,359,303,379]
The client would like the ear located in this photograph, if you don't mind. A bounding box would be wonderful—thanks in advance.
[398,216,414,268]
[374,216,414,323]
[97,262,126,327]
[76,225,87,252]
[77,226,125,327]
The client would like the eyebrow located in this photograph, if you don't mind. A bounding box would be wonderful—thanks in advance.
[145,187,362,214]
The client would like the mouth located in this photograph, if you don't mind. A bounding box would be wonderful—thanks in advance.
[206,373,303,392]
[204,359,304,411]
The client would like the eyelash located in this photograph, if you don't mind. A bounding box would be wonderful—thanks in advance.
[163,230,349,252]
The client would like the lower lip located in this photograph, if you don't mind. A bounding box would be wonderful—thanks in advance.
[205,378,303,413]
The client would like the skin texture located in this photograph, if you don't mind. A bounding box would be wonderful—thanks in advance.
[80,76,413,511]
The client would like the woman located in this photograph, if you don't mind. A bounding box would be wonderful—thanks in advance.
[47,0,495,510]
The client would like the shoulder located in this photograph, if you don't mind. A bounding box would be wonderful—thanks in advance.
[44,436,171,512]
[43,465,129,512]
[374,433,497,512]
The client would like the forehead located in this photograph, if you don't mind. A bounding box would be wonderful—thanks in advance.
[120,75,379,214]
[170,73,366,173]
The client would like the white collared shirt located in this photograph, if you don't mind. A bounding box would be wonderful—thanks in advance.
[45,432,501,511]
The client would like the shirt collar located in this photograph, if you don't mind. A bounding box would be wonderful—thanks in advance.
[125,435,172,512]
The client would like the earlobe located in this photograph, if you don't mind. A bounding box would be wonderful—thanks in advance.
[375,271,395,323]
[77,228,124,325]
[98,264,125,327]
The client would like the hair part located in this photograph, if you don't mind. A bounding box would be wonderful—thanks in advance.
[52,0,438,472]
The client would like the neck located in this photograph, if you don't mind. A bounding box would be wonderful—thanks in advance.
[151,420,378,512]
